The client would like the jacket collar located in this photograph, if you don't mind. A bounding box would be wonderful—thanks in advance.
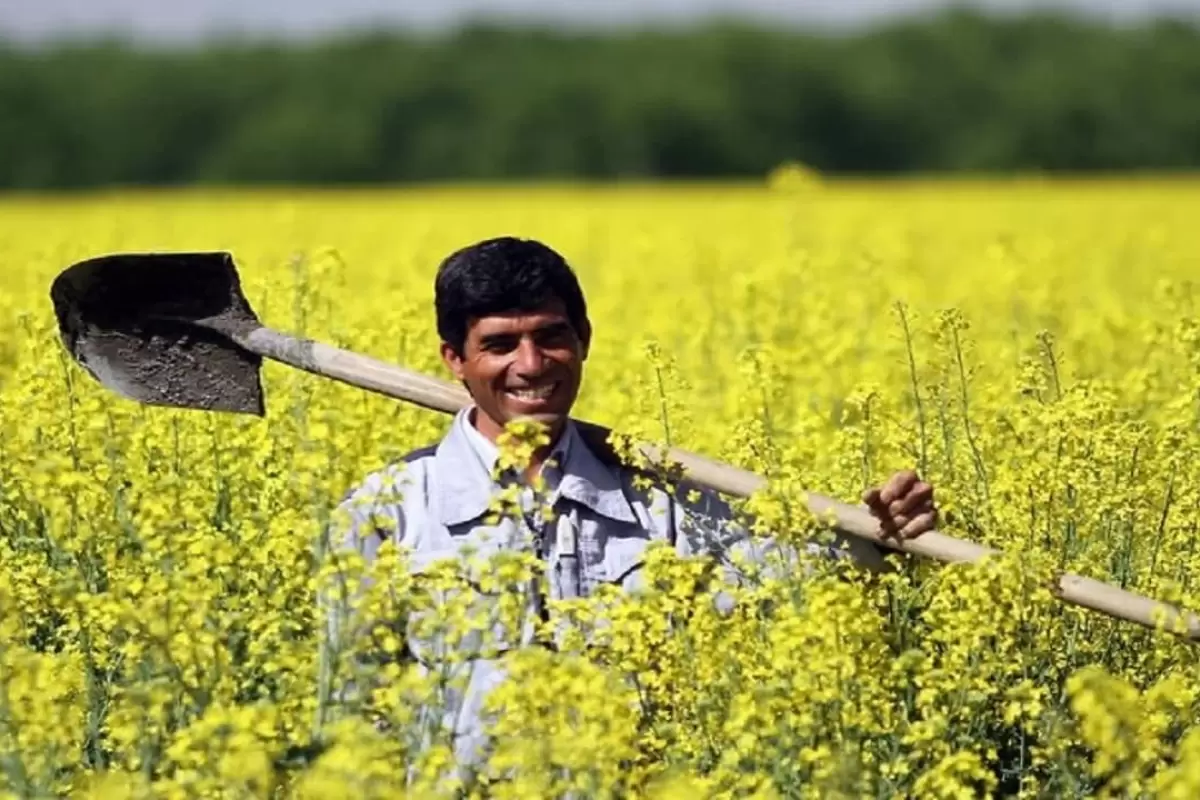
[435,407,637,527]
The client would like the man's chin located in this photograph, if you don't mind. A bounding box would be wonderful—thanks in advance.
[502,408,569,433]
[513,410,566,427]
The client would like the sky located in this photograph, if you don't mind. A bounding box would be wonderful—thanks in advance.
[0,0,1197,42]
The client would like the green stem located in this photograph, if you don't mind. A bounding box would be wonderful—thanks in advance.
[951,325,991,513]
[896,302,929,477]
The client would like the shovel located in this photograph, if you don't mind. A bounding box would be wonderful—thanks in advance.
[49,251,1200,642]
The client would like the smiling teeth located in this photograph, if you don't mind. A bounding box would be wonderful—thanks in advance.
[508,385,555,401]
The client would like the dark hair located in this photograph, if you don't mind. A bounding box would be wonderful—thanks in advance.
[434,236,591,354]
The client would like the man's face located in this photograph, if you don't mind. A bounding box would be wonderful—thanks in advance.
[441,300,588,442]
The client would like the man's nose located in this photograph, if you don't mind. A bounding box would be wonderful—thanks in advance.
[513,338,549,376]
[513,337,547,375]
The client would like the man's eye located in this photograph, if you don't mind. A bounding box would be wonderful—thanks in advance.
[482,338,516,353]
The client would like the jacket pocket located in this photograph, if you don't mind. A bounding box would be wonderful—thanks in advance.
[602,532,652,593]
[404,541,528,665]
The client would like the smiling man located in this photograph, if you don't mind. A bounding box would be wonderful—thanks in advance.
[324,235,938,769]
[435,239,587,465]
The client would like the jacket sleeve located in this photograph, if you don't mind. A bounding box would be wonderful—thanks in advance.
[667,479,892,582]
[316,467,412,726]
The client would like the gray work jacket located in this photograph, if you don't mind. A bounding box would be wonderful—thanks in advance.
[321,407,884,770]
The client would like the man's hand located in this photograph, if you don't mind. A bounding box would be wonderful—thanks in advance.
[862,470,937,540]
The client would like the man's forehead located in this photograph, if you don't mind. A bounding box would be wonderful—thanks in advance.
[468,303,570,334]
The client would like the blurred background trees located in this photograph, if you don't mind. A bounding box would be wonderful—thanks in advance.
[3,9,1199,188]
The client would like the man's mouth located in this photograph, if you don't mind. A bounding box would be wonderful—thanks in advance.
[505,382,559,403]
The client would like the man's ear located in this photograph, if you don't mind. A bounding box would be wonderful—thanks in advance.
[440,341,466,380]
[579,320,592,361]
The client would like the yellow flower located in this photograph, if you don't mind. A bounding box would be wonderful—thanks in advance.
[4,181,1200,796]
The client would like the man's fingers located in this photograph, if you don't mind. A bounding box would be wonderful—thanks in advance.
[879,470,918,505]
[864,488,902,539]
[900,511,938,539]
[888,481,934,518]
[866,472,938,540]
[862,487,884,509]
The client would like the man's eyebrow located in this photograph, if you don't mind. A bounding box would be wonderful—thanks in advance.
[479,331,519,346]
[535,321,572,335]
[478,321,570,346]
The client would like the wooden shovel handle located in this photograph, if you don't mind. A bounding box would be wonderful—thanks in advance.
[240,326,1200,642]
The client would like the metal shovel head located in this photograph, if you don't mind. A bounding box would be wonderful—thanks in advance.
[50,251,266,415]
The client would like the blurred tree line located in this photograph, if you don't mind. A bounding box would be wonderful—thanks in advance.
[3,10,1200,188]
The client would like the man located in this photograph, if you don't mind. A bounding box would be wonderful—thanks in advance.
[323,236,937,768]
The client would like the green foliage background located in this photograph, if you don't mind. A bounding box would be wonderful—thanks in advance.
[4,10,1200,188]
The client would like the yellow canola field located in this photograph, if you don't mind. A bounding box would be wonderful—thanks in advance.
[2,180,1200,798]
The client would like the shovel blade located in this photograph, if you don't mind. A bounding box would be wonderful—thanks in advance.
[50,252,266,415]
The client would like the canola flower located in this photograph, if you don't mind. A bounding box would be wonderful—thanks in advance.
[1,180,1199,797]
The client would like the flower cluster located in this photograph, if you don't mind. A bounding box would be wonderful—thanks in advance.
[1,182,1199,797]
